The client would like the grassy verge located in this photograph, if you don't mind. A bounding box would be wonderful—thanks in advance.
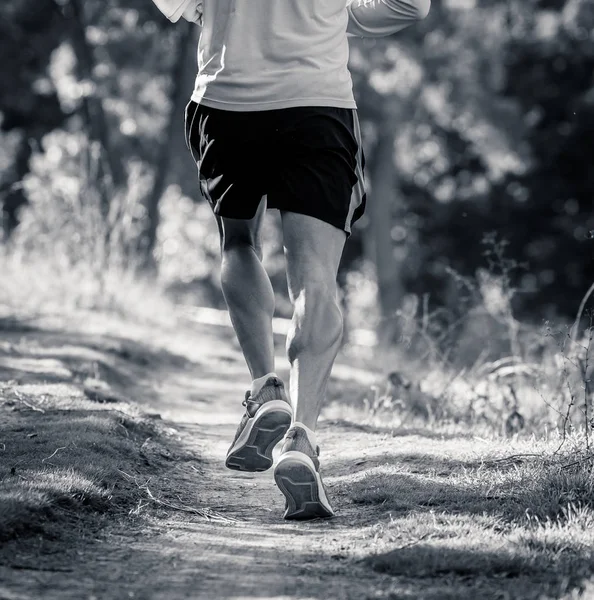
[0,312,203,557]
[0,252,177,327]
[0,402,167,542]
[325,423,594,599]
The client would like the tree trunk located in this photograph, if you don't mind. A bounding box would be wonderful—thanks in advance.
[68,0,125,207]
[367,125,404,346]
[68,0,125,291]
[1,1,71,236]
[139,21,196,272]
[67,0,128,282]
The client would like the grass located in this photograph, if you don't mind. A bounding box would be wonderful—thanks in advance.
[348,451,594,521]
[0,313,204,549]
[0,251,177,328]
[322,423,594,599]
[365,524,594,599]
[0,393,176,543]
[334,235,594,454]
[330,308,592,441]
[358,509,594,598]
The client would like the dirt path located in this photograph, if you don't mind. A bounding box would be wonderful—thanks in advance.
[1,309,592,600]
[0,310,400,600]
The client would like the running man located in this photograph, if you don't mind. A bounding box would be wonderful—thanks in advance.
[151,0,431,519]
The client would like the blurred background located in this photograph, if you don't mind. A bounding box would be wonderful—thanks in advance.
[0,0,593,430]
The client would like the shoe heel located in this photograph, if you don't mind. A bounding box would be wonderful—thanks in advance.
[274,453,334,520]
[226,408,292,472]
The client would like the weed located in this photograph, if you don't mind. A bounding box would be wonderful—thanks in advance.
[336,232,593,447]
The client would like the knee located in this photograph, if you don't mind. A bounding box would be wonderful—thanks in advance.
[221,230,262,260]
[287,283,343,361]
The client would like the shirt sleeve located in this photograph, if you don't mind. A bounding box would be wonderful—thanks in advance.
[346,0,431,38]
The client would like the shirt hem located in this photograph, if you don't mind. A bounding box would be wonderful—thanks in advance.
[192,93,357,111]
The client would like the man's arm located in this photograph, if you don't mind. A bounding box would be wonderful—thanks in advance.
[346,0,430,38]
[151,0,202,24]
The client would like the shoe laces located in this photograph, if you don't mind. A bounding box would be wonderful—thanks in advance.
[242,377,283,407]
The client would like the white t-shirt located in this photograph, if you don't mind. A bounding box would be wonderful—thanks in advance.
[153,0,430,111]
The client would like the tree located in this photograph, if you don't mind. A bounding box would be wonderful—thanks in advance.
[139,20,196,271]
[0,0,70,234]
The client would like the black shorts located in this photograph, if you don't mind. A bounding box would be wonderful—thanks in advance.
[184,102,366,235]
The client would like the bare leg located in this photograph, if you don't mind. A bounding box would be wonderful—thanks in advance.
[218,198,275,379]
[280,212,347,431]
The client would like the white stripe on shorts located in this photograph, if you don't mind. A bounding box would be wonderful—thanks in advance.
[344,111,365,234]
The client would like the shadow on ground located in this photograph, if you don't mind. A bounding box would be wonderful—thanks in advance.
[322,434,594,599]
[321,418,473,440]
[0,315,206,549]
[365,542,593,600]
[3,510,588,600]
[0,317,198,406]
[327,446,574,521]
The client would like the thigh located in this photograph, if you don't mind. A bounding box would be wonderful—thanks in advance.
[185,102,269,220]
[280,211,346,301]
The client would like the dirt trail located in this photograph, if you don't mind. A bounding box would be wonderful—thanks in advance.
[0,310,410,600]
[2,310,589,600]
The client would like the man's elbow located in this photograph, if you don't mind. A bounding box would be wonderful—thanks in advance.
[414,0,431,21]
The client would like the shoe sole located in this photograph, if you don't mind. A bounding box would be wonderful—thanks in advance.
[274,451,334,520]
[225,400,292,472]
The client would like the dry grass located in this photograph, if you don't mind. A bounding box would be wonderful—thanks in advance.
[335,235,593,451]
[323,424,594,599]
[347,447,594,522]
[0,312,205,547]
[330,310,592,441]
[0,398,171,542]
[0,251,177,327]
[363,516,594,599]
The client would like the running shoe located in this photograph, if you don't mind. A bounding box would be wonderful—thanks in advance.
[274,423,334,519]
[225,376,292,472]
